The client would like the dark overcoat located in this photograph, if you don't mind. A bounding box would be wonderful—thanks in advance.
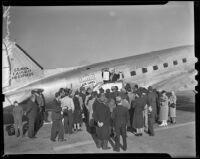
[132,97,146,129]
[51,99,62,121]
[73,96,82,123]
[147,91,158,119]
[93,101,111,140]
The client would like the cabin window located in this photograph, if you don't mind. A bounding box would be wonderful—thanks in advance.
[130,71,136,76]
[142,68,148,73]
[182,58,187,63]
[173,60,178,65]
[153,65,158,70]
[163,63,168,68]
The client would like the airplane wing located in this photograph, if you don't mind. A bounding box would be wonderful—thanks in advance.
[151,69,197,92]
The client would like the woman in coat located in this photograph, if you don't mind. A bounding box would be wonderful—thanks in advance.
[73,91,82,131]
[132,92,146,136]
[159,91,169,126]
[169,91,177,124]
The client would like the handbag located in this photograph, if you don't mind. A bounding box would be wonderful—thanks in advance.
[6,124,15,136]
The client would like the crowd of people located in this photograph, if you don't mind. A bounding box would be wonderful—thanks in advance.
[12,82,177,152]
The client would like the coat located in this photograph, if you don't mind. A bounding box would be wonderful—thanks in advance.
[73,96,82,123]
[169,95,176,117]
[26,99,39,119]
[147,91,158,118]
[93,100,111,140]
[132,97,146,129]
[51,99,62,121]
[159,95,169,121]
[112,104,130,128]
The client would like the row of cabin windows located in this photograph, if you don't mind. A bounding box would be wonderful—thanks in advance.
[130,58,187,76]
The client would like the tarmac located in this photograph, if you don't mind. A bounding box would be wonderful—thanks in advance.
[3,90,196,157]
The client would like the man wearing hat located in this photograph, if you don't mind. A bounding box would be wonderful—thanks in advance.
[25,95,39,138]
[112,96,130,152]
[93,93,111,150]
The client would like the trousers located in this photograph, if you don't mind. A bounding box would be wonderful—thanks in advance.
[51,119,64,140]
[63,110,73,134]
[115,124,127,150]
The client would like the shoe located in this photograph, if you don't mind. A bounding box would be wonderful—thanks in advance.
[58,139,67,142]
[122,146,127,151]
[139,133,142,136]
[50,139,56,142]
[135,133,140,136]
[102,147,111,150]
[149,134,155,136]
[114,148,120,152]
[30,136,37,139]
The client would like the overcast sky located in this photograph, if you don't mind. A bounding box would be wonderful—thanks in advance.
[3,2,194,69]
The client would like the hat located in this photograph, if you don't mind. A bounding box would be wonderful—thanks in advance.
[13,101,18,104]
[148,86,153,91]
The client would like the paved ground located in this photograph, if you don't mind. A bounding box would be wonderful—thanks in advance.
[3,90,196,157]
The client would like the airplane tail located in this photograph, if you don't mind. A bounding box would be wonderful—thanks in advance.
[2,39,44,91]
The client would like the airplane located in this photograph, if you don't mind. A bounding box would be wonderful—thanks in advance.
[2,39,197,124]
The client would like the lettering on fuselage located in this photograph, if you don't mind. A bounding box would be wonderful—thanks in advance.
[12,67,34,79]
[80,73,96,87]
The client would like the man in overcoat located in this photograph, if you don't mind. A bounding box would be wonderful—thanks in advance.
[112,96,130,152]
[93,93,111,150]
[25,95,39,138]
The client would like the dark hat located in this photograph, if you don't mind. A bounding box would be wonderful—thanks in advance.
[31,90,36,94]
[13,101,18,104]
[37,89,44,93]
[75,90,79,95]
[99,87,104,93]
[148,86,153,91]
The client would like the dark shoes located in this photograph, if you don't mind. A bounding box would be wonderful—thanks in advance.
[102,146,111,150]
[135,133,142,136]
[122,146,127,151]
[58,139,67,142]
[50,139,56,142]
[114,147,120,152]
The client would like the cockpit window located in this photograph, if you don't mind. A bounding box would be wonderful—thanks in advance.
[142,68,147,73]
[153,65,158,70]
[163,63,168,68]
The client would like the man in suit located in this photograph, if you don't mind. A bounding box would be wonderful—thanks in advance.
[25,95,39,138]
[112,96,130,152]
[12,101,24,138]
[50,92,66,142]
[147,86,158,136]
[93,93,111,150]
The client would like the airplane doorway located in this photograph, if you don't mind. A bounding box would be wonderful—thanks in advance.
[101,68,124,84]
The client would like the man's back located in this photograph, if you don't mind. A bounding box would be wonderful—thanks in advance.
[26,99,38,118]
[51,99,62,121]
[112,105,130,126]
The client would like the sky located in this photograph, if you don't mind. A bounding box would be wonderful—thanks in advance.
[3,2,194,69]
